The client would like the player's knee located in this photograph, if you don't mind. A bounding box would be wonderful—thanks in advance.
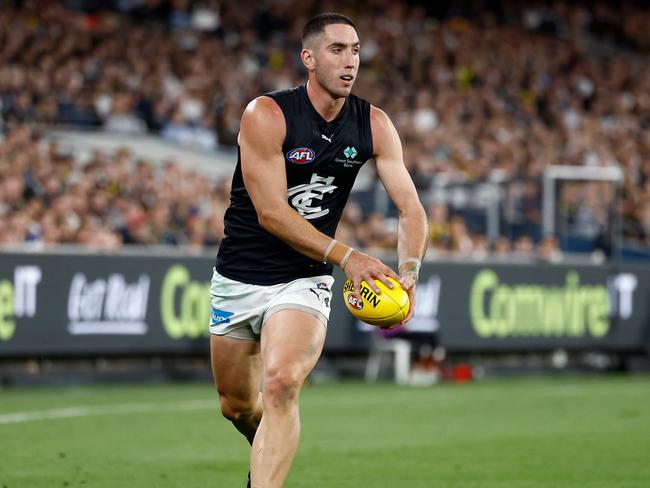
[263,367,303,408]
[219,394,256,423]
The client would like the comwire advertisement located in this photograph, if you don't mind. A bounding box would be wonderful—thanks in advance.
[437,264,649,352]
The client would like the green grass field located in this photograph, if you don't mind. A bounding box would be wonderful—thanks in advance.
[1,375,649,487]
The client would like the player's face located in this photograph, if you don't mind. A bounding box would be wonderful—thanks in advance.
[312,24,360,98]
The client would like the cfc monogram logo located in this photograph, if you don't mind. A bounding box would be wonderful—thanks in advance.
[287,174,337,220]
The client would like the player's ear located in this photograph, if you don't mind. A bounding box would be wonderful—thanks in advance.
[301,48,316,71]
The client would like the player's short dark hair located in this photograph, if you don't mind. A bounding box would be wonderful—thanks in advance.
[302,13,356,47]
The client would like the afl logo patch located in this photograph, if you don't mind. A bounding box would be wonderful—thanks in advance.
[287,147,316,164]
[347,294,364,311]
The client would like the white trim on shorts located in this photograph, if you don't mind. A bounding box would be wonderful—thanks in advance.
[263,303,329,328]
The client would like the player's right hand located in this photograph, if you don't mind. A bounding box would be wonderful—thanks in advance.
[343,250,401,298]
[397,273,416,326]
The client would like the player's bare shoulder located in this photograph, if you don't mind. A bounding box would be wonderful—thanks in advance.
[239,96,286,147]
[369,105,400,158]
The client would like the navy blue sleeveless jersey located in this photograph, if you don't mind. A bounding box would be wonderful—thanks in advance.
[216,84,373,285]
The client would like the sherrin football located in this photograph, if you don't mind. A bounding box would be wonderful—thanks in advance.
[343,277,410,328]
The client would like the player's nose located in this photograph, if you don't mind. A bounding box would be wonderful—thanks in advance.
[343,49,356,68]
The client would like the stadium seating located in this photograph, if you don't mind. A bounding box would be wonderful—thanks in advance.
[1,0,648,256]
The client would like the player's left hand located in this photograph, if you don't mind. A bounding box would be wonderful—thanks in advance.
[395,272,416,327]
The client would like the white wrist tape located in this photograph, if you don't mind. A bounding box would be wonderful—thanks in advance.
[323,239,338,262]
[399,258,421,280]
[340,248,354,270]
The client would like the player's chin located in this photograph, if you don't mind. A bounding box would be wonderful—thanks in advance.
[340,84,354,95]
[331,82,354,97]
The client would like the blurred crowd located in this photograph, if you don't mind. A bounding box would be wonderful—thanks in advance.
[0,125,230,248]
[1,0,650,255]
[0,121,568,261]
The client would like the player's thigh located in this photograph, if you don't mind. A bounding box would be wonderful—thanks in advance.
[261,309,327,384]
[210,334,261,403]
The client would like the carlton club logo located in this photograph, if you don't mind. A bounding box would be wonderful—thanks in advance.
[287,174,337,220]
[286,147,316,164]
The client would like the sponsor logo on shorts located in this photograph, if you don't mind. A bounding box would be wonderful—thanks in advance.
[286,147,316,164]
[210,307,234,325]
[310,286,331,308]
[347,294,363,311]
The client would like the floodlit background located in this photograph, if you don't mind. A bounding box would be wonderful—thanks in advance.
[0,1,649,487]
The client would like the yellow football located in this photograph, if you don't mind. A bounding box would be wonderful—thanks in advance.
[343,277,410,328]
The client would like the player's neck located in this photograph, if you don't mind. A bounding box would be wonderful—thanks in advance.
[306,80,345,122]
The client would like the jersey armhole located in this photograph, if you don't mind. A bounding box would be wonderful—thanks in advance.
[365,101,375,159]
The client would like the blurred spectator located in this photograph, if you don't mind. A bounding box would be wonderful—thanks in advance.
[162,109,217,150]
[538,235,563,263]
[428,201,451,251]
[513,235,536,259]
[572,182,610,239]
[493,236,512,259]
[449,215,473,254]
[104,94,147,134]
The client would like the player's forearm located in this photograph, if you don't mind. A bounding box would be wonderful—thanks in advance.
[397,202,428,273]
[257,205,350,265]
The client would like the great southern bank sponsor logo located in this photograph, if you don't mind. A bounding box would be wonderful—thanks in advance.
[335,145,363,168]
[343,146,357,159]
[286,147,316,164]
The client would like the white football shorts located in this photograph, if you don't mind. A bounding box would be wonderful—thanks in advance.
[209,268,335,341]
